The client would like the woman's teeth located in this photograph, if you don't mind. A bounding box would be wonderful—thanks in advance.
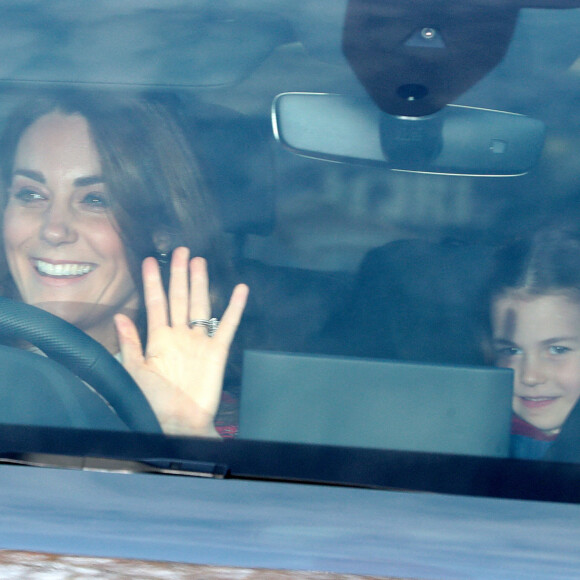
[35,260,94,277]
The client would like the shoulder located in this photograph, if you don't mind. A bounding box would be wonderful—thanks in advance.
[510,433,553,460]
[510,415,557,460]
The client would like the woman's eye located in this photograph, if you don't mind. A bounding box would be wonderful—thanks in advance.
[80,192,111,210]
[549,345,570,355]
[12,187,45,203]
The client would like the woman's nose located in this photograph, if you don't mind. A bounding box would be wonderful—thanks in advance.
[40,206,78,245]
[520,354,546,387]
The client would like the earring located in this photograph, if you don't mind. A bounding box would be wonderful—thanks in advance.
[156,249,171,266]
[153,229,174,267]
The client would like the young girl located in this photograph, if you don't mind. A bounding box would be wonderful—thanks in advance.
[488,224,580,459]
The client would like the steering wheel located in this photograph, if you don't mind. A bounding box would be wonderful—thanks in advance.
[0,297,162,433]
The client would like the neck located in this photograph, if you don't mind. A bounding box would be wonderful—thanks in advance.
[85,322,121,355]
[80,306,138,355]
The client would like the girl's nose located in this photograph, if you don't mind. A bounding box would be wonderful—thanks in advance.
[40,206,78,245]
[520,354,546,387]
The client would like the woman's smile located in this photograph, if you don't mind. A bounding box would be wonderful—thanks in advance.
[33,258,97,278]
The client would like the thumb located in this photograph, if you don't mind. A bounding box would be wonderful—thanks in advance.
[114,313,145,370]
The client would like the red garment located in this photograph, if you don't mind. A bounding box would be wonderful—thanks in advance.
[214,391,239,438]
[511,414,558,442]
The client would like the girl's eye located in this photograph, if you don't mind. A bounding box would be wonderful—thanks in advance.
[80,192,111,211]
[549,345,570,355]
[495,346,521,358]
[12,187,46,204]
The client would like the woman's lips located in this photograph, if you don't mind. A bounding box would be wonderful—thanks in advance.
[32,259,96,278]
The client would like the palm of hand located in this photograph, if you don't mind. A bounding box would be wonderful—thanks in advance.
[114,248,248,436]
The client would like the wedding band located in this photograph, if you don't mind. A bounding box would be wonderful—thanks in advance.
[189,317,220,337]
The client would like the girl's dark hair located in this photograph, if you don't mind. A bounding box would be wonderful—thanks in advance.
[0,89,234,338]
[488,221,580,302]
[480,220,580,362]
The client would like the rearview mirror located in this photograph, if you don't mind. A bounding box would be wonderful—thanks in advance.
[272,93,546,176]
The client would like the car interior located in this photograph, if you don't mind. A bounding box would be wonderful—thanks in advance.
[0,0,579,500]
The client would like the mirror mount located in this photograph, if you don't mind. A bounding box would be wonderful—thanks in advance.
[380,114,444,166]
[342,0,520,117]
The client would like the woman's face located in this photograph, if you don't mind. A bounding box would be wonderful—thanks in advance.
[2,111,139,349]
[491,292,580,434]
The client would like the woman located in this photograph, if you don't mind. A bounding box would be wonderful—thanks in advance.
[0,90,249,437]
[486,223,580,459]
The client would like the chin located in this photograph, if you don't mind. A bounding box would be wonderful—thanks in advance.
[31,300,111,330]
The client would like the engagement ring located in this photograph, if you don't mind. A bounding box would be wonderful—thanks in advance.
[189,317,220,337]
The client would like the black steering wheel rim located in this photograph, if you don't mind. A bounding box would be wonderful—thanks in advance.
[0,296,162,433]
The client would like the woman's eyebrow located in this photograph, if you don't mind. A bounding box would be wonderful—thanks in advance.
[12,168,45,183]
[12,171,104,188]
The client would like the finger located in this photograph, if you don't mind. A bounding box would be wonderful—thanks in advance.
[189,256,211,321]
[114,313,145,369]
[142,256,168,333]
[213,283,249,346]
[168,246,190,327]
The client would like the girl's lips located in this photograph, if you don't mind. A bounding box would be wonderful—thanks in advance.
[518,396,559,409]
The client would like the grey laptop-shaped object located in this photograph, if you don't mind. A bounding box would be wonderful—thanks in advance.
[239,350,514,457]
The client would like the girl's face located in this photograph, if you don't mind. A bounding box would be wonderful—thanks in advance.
[2,111,139,351]
[491,292,580,434]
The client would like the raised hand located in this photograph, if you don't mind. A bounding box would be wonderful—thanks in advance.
[114,247,249,436]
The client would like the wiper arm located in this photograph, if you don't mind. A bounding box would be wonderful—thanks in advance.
[0,452,228,478]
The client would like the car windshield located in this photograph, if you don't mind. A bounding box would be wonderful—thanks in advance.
[0,0,579,501]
